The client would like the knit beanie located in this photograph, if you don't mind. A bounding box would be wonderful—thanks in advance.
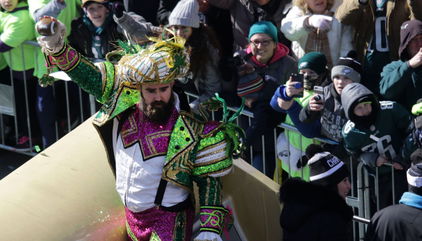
[82,0,108,8]
[331,57,362,83]
[168,0,200,28]
[407,162,422,188]
[248,21,278,42]
[308,152,349,187]
[298,52,327,75]
[398,19,422,61]
[237,72,264,98]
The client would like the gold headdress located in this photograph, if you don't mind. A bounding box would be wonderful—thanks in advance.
[117,34,190,85]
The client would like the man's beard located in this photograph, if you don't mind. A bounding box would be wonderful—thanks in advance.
[141,95,175,124]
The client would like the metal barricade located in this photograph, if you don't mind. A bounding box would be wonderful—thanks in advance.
[184,92,403,241]
[0,41,98,155]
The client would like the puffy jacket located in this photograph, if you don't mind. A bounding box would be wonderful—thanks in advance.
[281,3,353,65]
[280,178,353,241]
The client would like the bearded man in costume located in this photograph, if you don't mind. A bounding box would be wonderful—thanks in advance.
[36,16,243,241]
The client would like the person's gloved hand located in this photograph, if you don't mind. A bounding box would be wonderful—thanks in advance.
[36,16,66,54]
[307,15,333,31]
[112,1,125,18]
[194,231,222,241]
[237,63,255,76]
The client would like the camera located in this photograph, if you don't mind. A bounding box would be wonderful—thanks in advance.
[414,115,422,147]
[230,52,253,67]
[313,86,324,102]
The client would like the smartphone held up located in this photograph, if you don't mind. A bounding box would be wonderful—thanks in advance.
[313,85,324,102]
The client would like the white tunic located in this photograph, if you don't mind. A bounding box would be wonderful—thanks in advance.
[112,96,189,212]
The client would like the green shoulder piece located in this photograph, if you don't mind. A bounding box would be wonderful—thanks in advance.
[193,130,232,177]
[163,113,204,190]
[94,81,140,126]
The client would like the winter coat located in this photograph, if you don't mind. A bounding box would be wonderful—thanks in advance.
[0,2,36,72]
[379,61,422,112]
[207,0,291,50]
[237,43,297,98]
[341,83,411,167]
[236,43,296,150]
[271,89,318,180]
[365,192,422,241]
[281,4,353,65]
[279,178,353,241]
[335,0,422,61]
[68,16,123,60]
[299,83,347,142]
[178,40,222,111]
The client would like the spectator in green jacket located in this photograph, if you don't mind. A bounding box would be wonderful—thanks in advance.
[0,0,40,148]
[379,19,422,112]
[270,52,329,182]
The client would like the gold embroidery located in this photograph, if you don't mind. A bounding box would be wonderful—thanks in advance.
[196,141,226,159]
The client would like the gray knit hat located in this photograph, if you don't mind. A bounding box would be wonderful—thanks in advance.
[407,163,422,188]
[331,57,362,83]
[168,0,200,28]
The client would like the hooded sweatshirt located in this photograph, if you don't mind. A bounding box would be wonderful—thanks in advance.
[341,83,411,165]
[379,20,422,111]
[279,178,353,241]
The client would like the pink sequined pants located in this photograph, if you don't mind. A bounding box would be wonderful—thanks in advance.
[125,206,195,241]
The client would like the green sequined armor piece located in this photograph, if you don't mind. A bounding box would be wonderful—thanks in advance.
[51,44,104,98]
[163,114,203,190]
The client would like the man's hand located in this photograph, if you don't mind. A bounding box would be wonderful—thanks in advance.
[285,79,303,98]
[36,16,66,54]
[277,97,293,110]
[392,162,404,170]
[308,94,324,111]
[237,63,255,76]
[408,48,422,69]
[245,97,256,108]
[307,15,333,31]
[376,155,388,167]
[376,155,404,170]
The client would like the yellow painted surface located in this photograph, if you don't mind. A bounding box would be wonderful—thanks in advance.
[222,159,282,241]
[0,118,126,241]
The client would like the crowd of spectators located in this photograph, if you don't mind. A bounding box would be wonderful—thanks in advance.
[1,0,422,239]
